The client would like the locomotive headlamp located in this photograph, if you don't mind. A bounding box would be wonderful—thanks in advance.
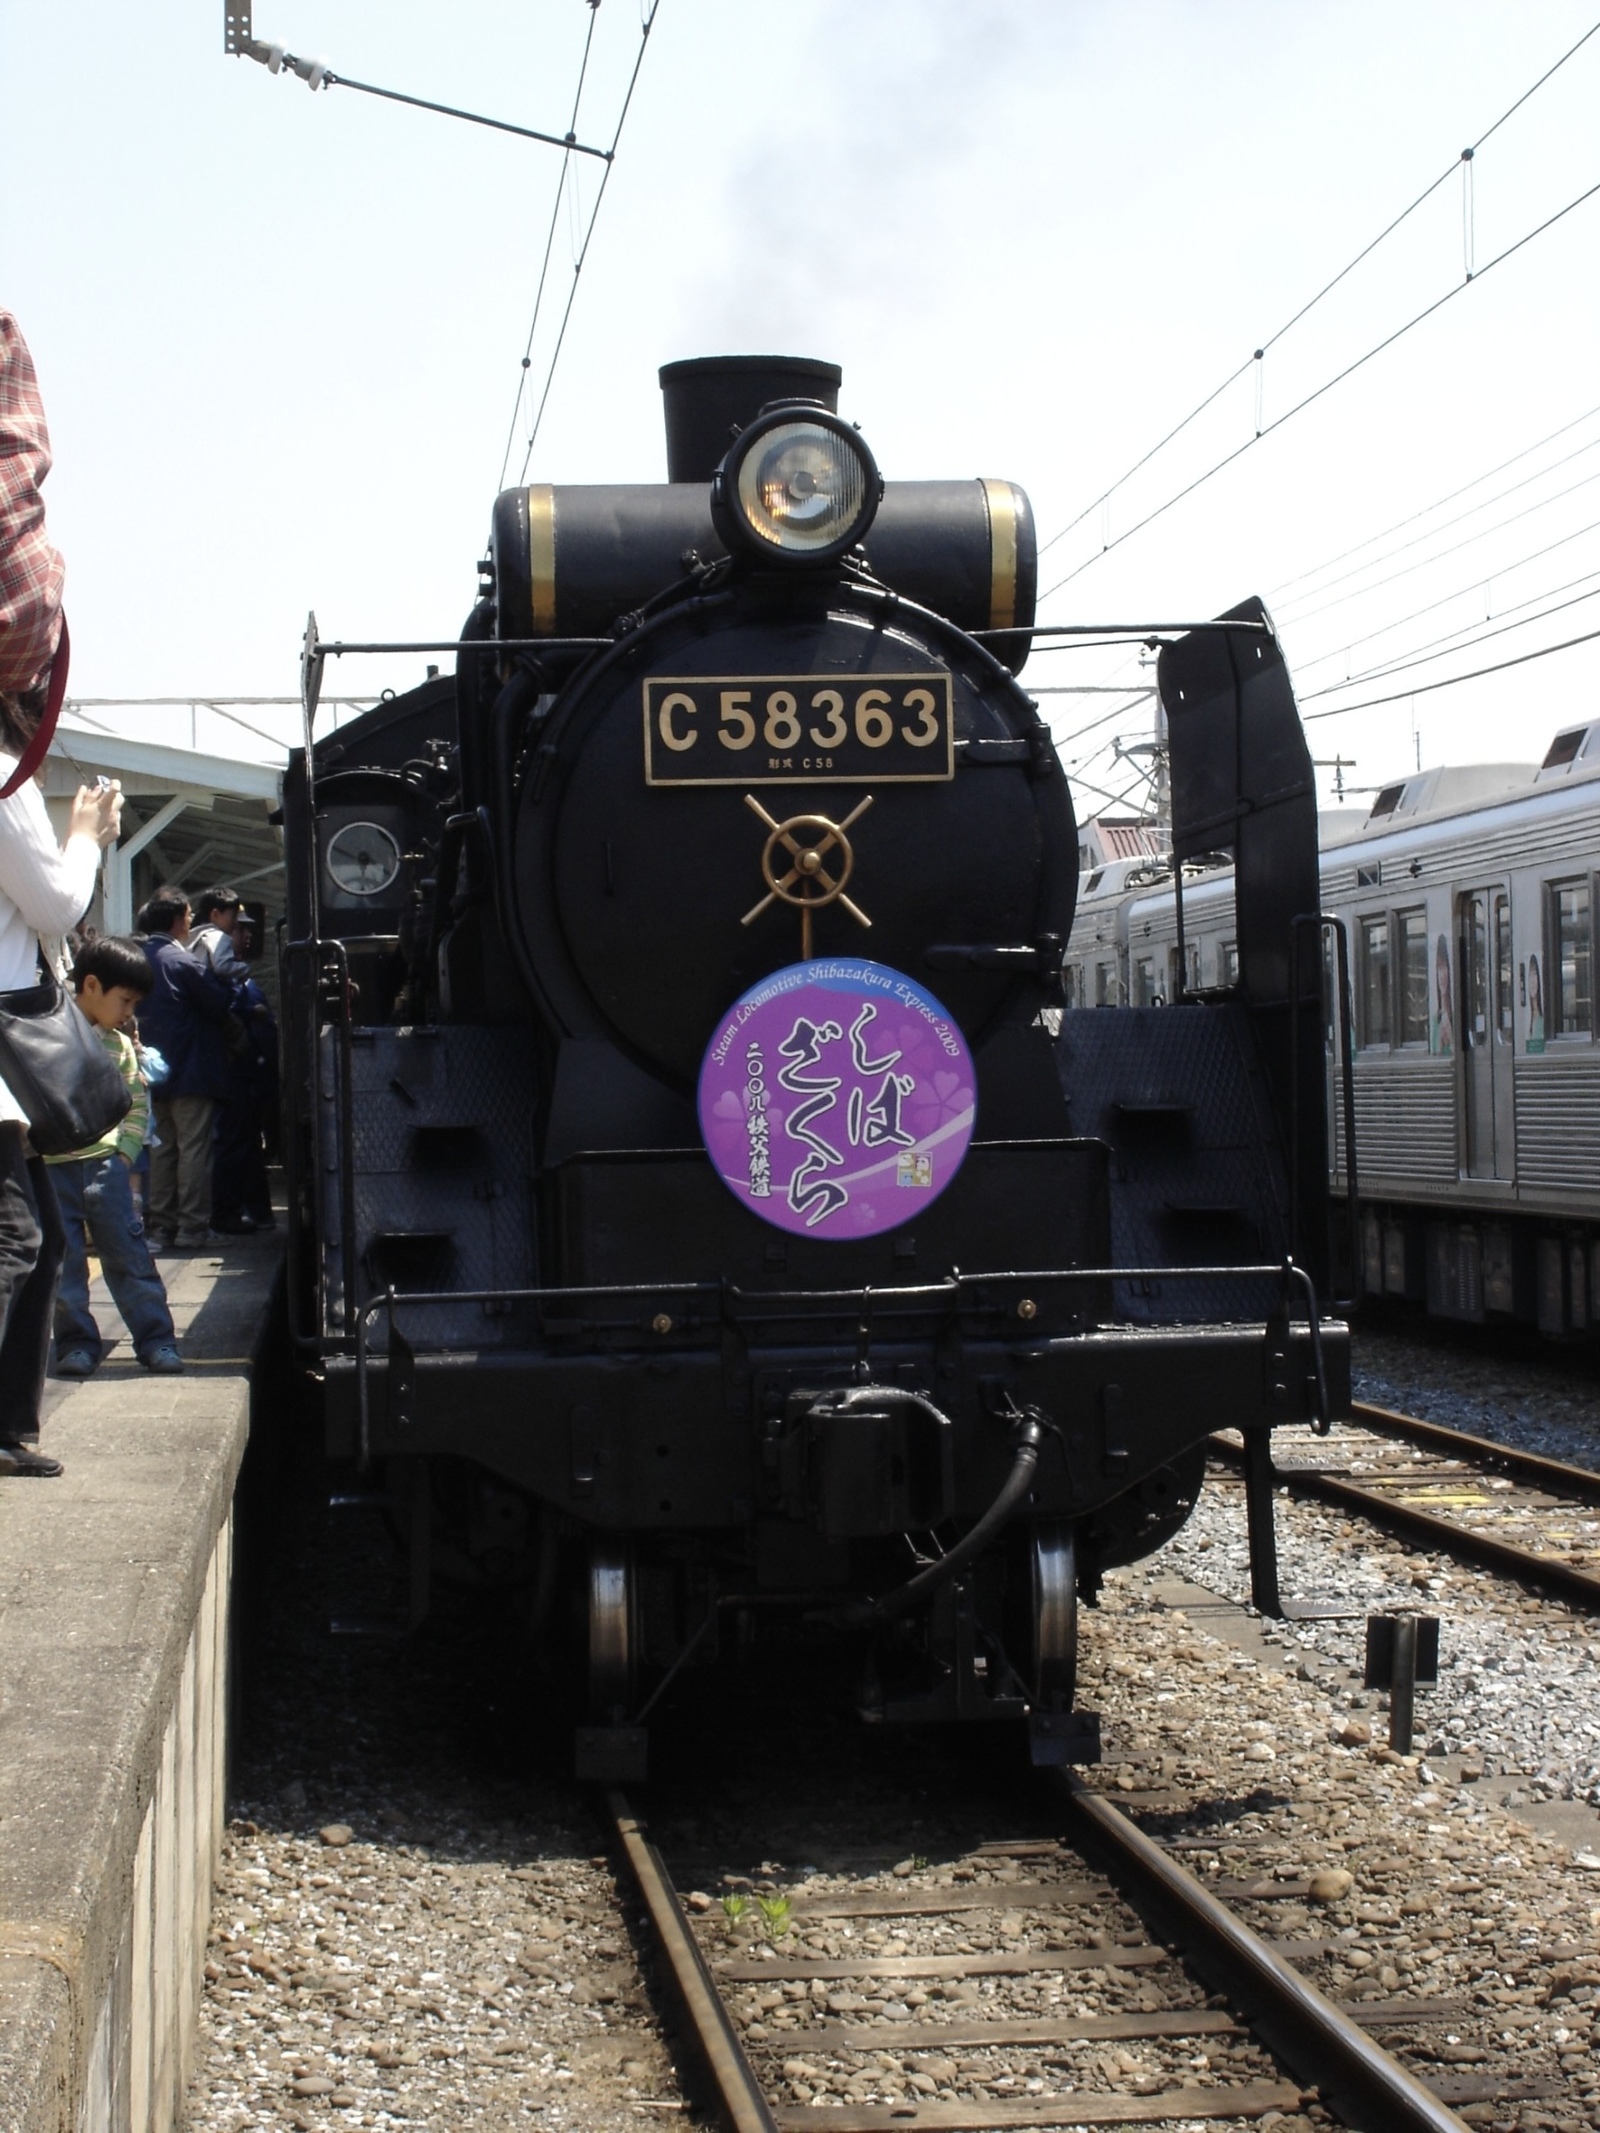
[714,408,880,564]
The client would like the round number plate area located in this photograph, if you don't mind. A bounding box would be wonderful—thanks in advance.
[698,959,976,1240]
[326,820,401,899]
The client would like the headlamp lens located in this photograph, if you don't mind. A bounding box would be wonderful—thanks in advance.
[734,420,872,554]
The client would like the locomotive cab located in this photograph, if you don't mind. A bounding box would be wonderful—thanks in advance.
[284,355,1349,1777]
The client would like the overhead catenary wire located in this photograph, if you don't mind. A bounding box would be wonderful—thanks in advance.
[1298,579,1600,700]
[1048,693,1162,754]
[1033,144,1485,565]
[1033,19,1600,600]
[1040,170,1600,603]
[1272,430,1600,619]
[514,1,664,487]
[1268,398,1600,599]
[1295,557,1600,684]
[1291,513,1600,670]
[1300,563,1600,687]
[1061,762,1160,816]
[496,3,604,492]
[1280,461,1600,627]
[1303,624,1600,720]
[1038,18,1600,571]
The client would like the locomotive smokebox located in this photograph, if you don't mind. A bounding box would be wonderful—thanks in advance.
[659,354,842,481]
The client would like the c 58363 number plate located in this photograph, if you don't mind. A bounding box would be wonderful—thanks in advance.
[642,674,954,786]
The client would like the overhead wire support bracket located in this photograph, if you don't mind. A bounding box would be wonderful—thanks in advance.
[222,2,611,160]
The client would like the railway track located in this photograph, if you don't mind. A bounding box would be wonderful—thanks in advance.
[605,1777,1555,2133]
[1212,1401,1600,1610]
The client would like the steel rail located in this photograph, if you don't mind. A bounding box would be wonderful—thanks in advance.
[1351,1398,1600,1504]
[1062,1776,1469,2133]
[1209,1429,1600,1611]
[606,1791,778,2133]
[609,1774,1473,2131]
[1283,1468,1600,1611]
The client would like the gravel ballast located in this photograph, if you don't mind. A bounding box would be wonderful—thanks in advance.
[183,1327,1600,2130]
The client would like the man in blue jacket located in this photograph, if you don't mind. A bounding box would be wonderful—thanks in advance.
[136,887,230,1251]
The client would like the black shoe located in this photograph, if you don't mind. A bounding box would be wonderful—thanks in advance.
[209,1215,257,1235]
[0,1441,63,1477]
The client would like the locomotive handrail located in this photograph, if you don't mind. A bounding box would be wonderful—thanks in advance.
[310,636,614,656]
[278,940,323,1352]
[281,934,361,1344]
[279,937,359,1351]
[970,618,1273,643]
[350,1258,1331,1465]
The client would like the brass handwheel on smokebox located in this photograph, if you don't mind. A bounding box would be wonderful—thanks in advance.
[741,793,875,960]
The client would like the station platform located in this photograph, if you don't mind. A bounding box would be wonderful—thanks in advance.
[0,1227,283,2133]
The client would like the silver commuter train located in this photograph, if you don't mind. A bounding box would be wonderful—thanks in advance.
[1064,719,1600,1338]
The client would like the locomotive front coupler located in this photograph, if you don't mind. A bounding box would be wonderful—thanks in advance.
[778,1385,1047,1629]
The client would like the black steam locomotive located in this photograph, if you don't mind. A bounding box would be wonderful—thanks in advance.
[283,355,1349,1775]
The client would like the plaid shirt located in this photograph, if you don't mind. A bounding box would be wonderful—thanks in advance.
[0,312,64,695]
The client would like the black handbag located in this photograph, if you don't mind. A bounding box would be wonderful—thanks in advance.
[0,967,131,1157]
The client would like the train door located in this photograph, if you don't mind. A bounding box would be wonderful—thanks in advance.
[1459,887,1513,1179]
[1492,889,1516,1177]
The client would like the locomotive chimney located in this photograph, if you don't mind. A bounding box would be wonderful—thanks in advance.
[658,354,842,483]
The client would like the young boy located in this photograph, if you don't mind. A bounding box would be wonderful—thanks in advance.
[48,937,183,1376]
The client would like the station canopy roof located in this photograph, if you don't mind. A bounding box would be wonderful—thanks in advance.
[44,715,286,937]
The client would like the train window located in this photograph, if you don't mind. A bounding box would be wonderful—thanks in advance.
[1397,908,1428,1045]
[1219,941,1239,986]
[1360,914,1391,1047]
[1062,965,1083,1009]
[1462,892,1490,1043]
[1094,962,1116,1007]
[1134,956,1156,1007]
[1494,894,1513,1038]
[1542,728,1586,770]
[1550,880,1594,1037]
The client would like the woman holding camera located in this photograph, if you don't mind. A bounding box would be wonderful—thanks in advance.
[0,309,123,1475]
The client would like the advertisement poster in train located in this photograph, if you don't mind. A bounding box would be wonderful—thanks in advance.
[1432,932,1455,1054]
[1526,953,1546,1052]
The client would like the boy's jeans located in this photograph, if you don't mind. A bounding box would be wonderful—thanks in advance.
[52,1153,176,1362]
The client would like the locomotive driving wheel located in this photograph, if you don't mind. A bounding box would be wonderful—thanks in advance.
[587,1537,638,1724]
[1019,1522,1078,1709]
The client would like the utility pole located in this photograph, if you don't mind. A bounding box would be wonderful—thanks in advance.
[1140,652,1168,843]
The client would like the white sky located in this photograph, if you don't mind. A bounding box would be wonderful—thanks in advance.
[3,0,1598,814]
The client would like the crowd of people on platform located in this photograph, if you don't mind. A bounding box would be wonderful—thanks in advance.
[0,305,279,1476]
[132,882,279,1255]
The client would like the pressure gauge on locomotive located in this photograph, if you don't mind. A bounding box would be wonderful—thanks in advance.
[325,820,402,899]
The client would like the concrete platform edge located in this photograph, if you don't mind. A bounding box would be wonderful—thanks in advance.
[0,1303,260,2131]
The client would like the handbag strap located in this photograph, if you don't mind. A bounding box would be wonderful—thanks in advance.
[0,615,69,801]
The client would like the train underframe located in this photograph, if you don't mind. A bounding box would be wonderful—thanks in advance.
[323,1312,1346,1774]
[1354,1194,1600,1341]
